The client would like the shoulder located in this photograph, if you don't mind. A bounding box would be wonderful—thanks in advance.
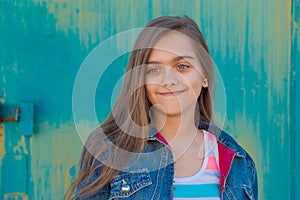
[210,127,256,174]
[216,129,254,163]
[217,130,258,198]
[217,129,257,178]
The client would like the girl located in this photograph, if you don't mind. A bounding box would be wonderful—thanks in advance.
[66,16,258,200]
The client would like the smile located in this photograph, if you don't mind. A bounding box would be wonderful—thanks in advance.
[158,90,186,96]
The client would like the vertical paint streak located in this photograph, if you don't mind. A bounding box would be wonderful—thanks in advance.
[0,124,4,156]
[32,0,102,48]
[30,122,82,199]
[267,2,290,94]
[194,0,200,26]
[290,0,300,199]
[65,164,76,193]
[0,123,4,198]
[152,0,162,17]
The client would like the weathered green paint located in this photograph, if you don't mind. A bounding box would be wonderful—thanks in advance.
[0,0,298,199]
[19,102,34,136]
[2,154,27,193]
[291,0,300,200]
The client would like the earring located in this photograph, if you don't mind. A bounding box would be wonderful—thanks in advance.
[203,78,208,88]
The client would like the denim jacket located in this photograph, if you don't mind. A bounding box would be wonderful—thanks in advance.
[76,127,258,200]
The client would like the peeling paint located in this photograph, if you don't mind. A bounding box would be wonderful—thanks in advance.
[225,111,265,198]
[0,124,5,197]
[12,136,28,155]
[31,0,105,48]
[0,124,4,156]
[30,122,82,199]
[4,193,28,200]
[65,164,76,193]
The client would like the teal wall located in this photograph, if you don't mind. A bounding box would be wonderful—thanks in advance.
[0,0,298,199]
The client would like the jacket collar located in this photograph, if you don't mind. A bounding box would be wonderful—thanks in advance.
[217,130,246,158]
[217,141,235,195]
[148,124,246,158]
[148,124,157,140]
[147,124,247,198]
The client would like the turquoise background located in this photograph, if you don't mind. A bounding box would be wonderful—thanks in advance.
[0,0,299,199]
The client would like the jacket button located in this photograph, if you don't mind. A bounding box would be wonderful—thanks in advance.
[121,179,130,193]
[121,184,130,193]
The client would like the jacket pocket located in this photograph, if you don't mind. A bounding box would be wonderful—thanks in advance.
[108,168,152,200]
[242,184,255,200]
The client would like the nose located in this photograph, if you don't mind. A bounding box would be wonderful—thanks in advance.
[161,68,178,87]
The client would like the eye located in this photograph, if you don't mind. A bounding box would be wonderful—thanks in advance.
[177,64,190,71]
[147,67,160,74]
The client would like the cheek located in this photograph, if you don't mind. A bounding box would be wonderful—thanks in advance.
[145,84,156,103]
[186,75,203,97]
[192,84,202,98]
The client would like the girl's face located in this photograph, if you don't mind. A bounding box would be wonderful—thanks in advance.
[145,31,206,116]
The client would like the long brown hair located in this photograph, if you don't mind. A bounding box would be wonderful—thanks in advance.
[65,15,215,199]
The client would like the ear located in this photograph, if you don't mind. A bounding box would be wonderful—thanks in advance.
[202,78,208,88]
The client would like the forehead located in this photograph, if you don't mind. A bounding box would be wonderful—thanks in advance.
[148,31,197,60]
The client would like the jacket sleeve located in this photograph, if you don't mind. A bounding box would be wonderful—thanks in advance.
[251,161,258,200]
[246,153,258,200]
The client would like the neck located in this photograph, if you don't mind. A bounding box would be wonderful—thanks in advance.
[151,107,198,144]
[151,107,205,161]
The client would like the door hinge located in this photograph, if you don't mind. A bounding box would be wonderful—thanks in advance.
[0,106,19,123]
[0,102,34,136]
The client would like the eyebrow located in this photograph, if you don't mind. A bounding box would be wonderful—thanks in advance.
[146,55,194,65]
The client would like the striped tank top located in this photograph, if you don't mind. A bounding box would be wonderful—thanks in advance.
[173,130,220,200]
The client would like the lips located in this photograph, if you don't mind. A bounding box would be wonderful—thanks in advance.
[158,90,186,96]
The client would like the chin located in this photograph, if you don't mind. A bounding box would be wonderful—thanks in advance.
[159,106,186,116]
